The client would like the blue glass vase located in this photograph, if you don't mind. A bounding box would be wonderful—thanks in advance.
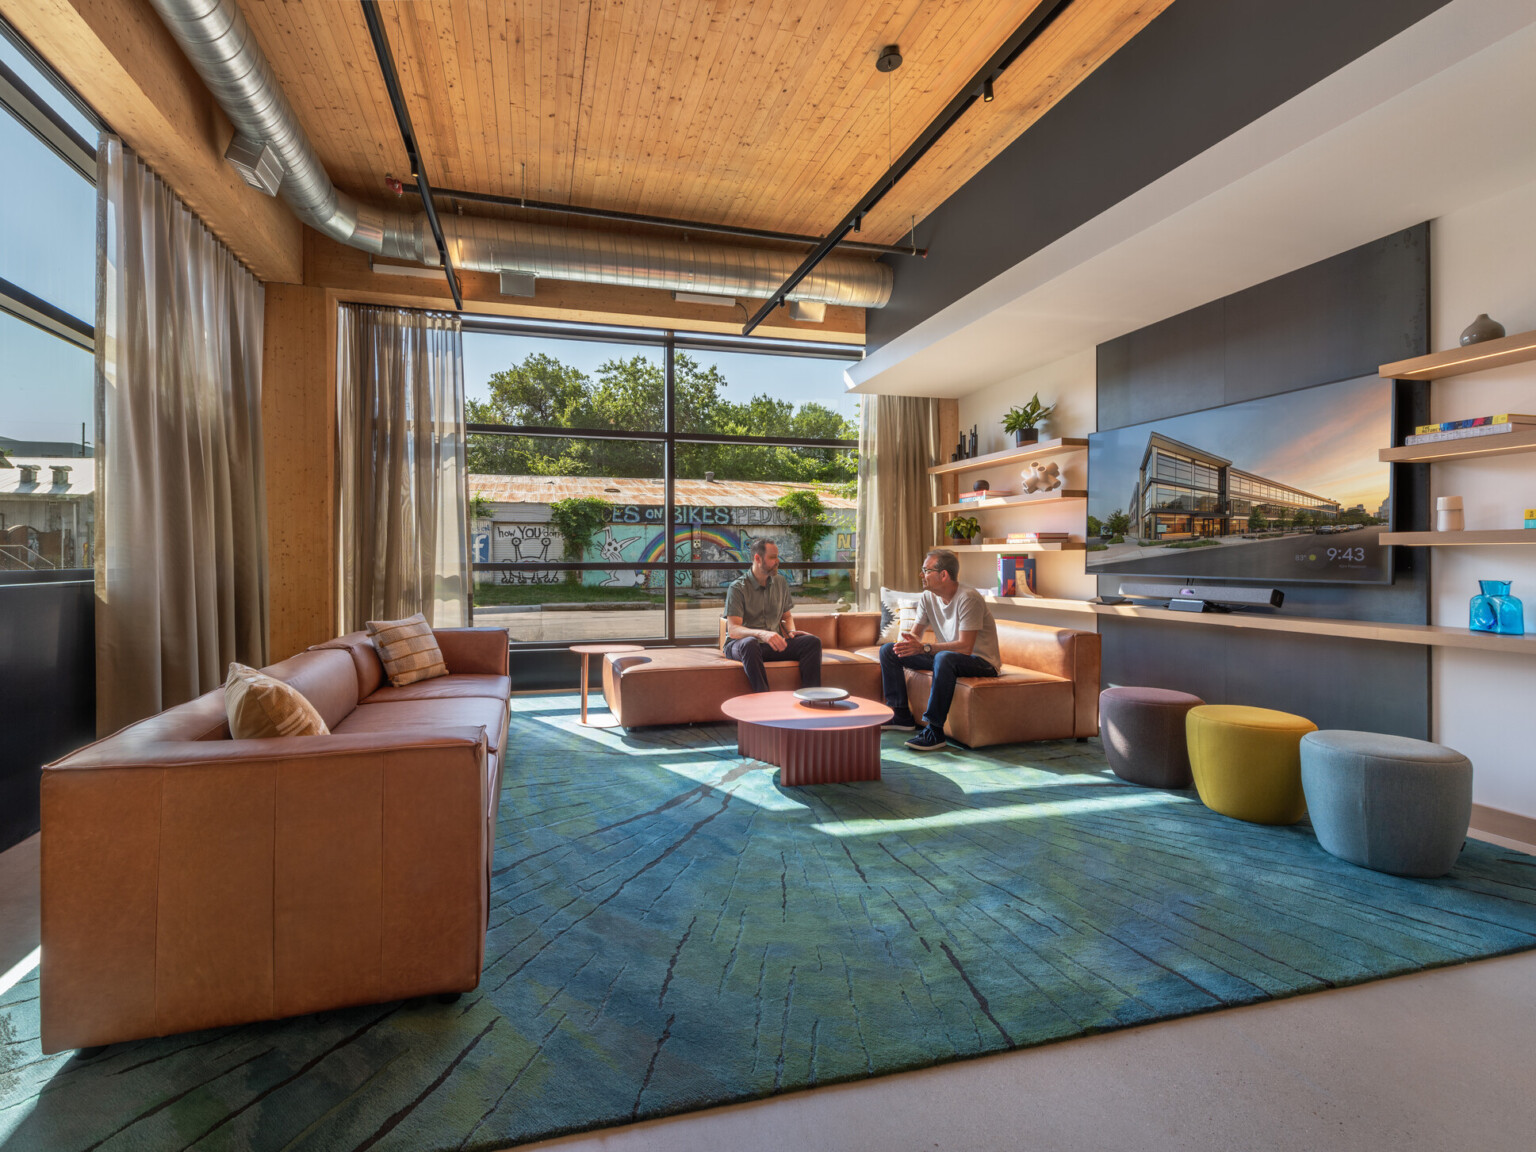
[1469,580,1524,636]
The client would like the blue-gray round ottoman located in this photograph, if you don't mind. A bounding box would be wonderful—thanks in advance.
[1100,686,1205,788]
[1299,730,1473,877]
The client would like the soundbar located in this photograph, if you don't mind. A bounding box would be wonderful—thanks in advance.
[1117,581,1285,610]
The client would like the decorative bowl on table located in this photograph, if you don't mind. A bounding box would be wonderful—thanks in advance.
[794,687,850,707]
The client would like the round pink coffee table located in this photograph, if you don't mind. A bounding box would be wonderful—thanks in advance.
[570,643,643,725]
[720,692,893,785]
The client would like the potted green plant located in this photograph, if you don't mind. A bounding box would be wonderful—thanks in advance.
[945,514,980,545]
[1002,393,1057,446]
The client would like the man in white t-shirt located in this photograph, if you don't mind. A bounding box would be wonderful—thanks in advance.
[879,548,1000,751]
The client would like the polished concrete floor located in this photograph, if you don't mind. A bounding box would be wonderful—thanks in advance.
[5,829,1532,1152]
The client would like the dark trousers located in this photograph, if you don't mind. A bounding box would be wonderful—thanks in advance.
[723,633,822,693]
[879,643,997,733]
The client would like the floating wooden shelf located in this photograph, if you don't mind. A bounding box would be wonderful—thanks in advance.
[1380,427,1536,463]
[1381,530,1536,547]
[1089,604,1536,655]
[983,596,1098,613]
[1379,328,1536,381]
[928,438,1087,477]
[948,541,1085,553]
[932,490,1087,514]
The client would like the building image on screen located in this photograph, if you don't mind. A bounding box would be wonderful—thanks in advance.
[1087,375,1395,585]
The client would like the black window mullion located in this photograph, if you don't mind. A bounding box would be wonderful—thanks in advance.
[663,330,676,643]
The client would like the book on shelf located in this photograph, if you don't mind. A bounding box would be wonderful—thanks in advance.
[958,489,1014,501]
[997,555,1038,598]
[1003,532,1070,543]
[1413,414,1536,434]
[1404,423,1526,446]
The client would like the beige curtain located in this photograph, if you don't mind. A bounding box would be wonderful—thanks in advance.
[94,136,268,735]
[854,395,943,608]
[337,304,467,631]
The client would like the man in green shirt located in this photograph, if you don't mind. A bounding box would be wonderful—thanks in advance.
[722,540,822,693]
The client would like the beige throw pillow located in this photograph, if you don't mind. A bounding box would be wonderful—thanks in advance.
[367,613,450,686]
[225,663,330,738]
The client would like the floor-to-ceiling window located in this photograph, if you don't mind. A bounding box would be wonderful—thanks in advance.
[1,20,99,851]
[0,24,97,574]
[462,319,859,646]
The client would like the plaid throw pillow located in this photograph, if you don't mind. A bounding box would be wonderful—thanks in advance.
[366,613,449,686]
[225,663,329,738]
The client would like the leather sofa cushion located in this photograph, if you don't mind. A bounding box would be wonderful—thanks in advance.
[311,632,386,699]
[335,698,510,754]
[363,674,512,704]
[603,644,882,727]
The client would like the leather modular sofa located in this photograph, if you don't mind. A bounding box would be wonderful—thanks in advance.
[40,628,510,1054]
[601,610,1101,746]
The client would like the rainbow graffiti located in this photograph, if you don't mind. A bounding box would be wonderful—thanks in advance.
[635,528,749,565]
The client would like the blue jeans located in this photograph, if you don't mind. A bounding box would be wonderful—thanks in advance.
[879,643,997,734]
[723,632,822,693]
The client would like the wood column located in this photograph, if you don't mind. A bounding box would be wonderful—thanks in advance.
[262,284,337,660]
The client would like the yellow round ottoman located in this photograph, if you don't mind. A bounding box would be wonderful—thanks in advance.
[1186,705,1318,824]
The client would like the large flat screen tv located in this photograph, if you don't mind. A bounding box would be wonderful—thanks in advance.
[1087,375,1395,585]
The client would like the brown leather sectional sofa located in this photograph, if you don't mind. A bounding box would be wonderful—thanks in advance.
[39,628,510,1054]
[601,610,1101,747]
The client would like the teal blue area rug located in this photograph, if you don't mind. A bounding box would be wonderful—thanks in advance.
[4,692,1536,1150]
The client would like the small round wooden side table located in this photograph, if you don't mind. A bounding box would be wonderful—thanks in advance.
[569,643,643,725]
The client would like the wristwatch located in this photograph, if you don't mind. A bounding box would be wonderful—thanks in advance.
[922,642,932,654]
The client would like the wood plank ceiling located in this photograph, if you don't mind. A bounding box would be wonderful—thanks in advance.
[242,0,1173,250]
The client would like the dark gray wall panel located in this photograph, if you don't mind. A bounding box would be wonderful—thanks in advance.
[1101,622,1431,739]
[0,574,95,851]
[868,0,1450,352]
[1098,228,1430,424]
[1094,225,1431,739]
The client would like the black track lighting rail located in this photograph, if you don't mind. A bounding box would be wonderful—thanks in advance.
[741,0,1075,335]
[359,0,463,310]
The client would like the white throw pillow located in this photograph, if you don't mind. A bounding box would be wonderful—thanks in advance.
[878,586,924,643]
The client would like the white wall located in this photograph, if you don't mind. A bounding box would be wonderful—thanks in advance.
[1430,176,1536,819]
[953,351,1098,617]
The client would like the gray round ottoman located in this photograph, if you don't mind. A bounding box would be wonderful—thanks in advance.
[1100,686,1205,788]
[1299,730,1473,877]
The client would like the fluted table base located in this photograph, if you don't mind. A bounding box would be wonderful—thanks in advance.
[721,692,892,787]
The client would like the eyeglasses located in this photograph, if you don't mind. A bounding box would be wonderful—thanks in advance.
[920,566,940,574]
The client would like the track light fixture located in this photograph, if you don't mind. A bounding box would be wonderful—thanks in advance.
[983,77,994,102]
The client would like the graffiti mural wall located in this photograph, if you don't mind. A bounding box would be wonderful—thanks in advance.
[477,503,856,588]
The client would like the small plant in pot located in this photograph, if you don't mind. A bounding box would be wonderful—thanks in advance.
[946,514,980,545]
[1002,394,1057,446]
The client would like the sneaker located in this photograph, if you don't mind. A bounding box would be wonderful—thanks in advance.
[882,709,918,731]
[904,726,949,752]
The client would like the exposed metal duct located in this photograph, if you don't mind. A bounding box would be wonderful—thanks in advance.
[145,0,893,308]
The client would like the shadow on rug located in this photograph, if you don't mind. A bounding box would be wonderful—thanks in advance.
[4,693,1535,1150]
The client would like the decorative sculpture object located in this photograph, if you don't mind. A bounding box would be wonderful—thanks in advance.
[1021,460,1062,493]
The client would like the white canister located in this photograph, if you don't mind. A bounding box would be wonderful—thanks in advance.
[1436,495,1464,532]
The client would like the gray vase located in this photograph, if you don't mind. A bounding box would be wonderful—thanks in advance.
[1460,313,1506,346]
